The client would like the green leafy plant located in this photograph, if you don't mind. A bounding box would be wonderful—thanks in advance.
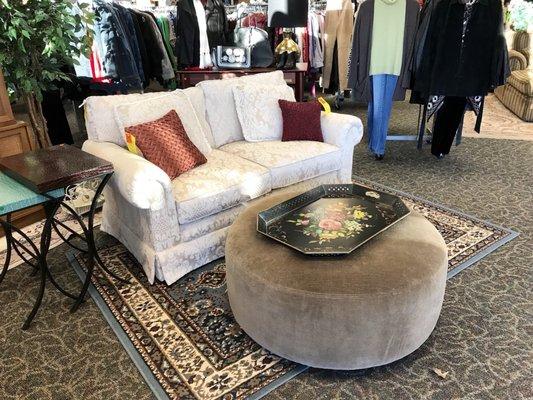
[508,0,533,32]
[0,0,93,147]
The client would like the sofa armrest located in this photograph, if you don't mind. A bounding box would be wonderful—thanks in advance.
[321,112,364,182]
[508,49,528,71]
[82,140,172,210]
[321,112,364,148]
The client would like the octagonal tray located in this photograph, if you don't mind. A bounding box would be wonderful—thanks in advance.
[257,184,410,255]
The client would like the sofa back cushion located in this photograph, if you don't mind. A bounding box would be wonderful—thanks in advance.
[232,83,295,142]
[183,87,215,148]
[114,91,212,156]
[196,71,287,148]
[125,110,207,179]
[84,88,211,148]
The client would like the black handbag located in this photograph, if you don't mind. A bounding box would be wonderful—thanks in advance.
[233,27,274,68]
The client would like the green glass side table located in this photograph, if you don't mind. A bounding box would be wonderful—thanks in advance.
[0,172,65,330]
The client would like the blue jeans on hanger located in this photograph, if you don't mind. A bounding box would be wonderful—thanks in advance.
[367,74,398,156]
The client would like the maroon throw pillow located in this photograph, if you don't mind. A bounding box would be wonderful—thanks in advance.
[279,100,323,142]
[125,110,207,179]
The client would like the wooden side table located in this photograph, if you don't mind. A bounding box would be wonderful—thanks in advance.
[0,144,124,329]
[176,65,308,102]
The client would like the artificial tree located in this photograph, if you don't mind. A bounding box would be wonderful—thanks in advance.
[0,0,93,148]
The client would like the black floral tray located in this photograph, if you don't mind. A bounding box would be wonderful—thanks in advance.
[257,184,410,255]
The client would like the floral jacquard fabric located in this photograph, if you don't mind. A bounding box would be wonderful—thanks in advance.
[232,84,295,142]
[220,140,342,188]
[197,71,287,148]
[171,149,271,224]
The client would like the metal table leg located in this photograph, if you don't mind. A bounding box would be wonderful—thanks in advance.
[22,200,61,330]
[70,173,129,313]
[0,214,12,286]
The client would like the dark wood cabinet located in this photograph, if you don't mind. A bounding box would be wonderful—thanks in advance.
[176,65,308,102]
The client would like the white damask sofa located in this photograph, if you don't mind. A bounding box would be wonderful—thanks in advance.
[82,71,363,285]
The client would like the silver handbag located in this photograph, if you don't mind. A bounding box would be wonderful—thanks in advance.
[215,46,251,69]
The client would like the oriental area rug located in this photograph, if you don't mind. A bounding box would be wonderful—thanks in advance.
[63,179,515,400]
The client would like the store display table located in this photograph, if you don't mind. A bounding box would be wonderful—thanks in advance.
[226,192,448,370]
[176,65,308,101]
[0,144,120,329]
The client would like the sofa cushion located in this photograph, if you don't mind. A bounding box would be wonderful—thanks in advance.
[84,89,212,148]
[232,83,295,142]
[508,69,533,96]
[115,92,212,156]
[220,141,342,189]
[125,110,207,180]
[183,87,215,148]
[279,100,324,142]
[85,92,164,145]
[197,71,287,148]
[172,149,271,224]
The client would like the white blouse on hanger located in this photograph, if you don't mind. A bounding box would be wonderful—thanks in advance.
[193,0,213,69]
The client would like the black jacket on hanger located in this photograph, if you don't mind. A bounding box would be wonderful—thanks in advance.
[129,9,151,86]
[412,0,509,98]
[205,0,230,48]
[176,0,200,68]
[130,9,166,81]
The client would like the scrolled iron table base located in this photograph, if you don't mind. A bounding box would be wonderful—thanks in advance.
[0,173,128,329]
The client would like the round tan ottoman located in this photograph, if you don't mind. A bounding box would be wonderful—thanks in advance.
[226,193,448,370]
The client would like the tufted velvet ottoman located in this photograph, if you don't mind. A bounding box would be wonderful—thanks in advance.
[225,193,448,370]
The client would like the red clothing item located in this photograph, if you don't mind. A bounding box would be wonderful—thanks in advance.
[242,12,267,29]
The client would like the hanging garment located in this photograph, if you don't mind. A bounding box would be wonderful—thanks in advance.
[130,10,165,81]
[242,12,268,29]
[205,0,230,48]
[347,0,419,102]
[431,96,468,156]
[168,12,177,48]
[367,74,398,156]
[309,12,324,69]
[93,0,142,89]
[295,27,309,63]
[412,0,510,98]
[193,0,213,68]
[322,0,354,91]
[144,12,175,81]
[369,0,406,76]
[410,0,439,86]
[42,90,74,145]
[176,0,201,68]
[129,9,151,84]
[113,3,145,84]
[156,14,177,68]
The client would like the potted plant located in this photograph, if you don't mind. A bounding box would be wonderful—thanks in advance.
[0,0,93,148]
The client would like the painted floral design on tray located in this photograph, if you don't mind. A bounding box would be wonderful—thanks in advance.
[287,202,373,244]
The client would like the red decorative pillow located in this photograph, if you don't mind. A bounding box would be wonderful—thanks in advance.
[125,110,207,179]
[279,100,323,142]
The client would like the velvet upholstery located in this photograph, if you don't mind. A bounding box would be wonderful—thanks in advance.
[226,193,448,370]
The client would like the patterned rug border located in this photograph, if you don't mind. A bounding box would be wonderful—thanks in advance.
[66,180,519,400]
[68,251,170,400]
[68,251,308,400]
[352,176,520,278]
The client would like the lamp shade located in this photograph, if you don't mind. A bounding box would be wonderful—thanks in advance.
[268,0,309,28]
